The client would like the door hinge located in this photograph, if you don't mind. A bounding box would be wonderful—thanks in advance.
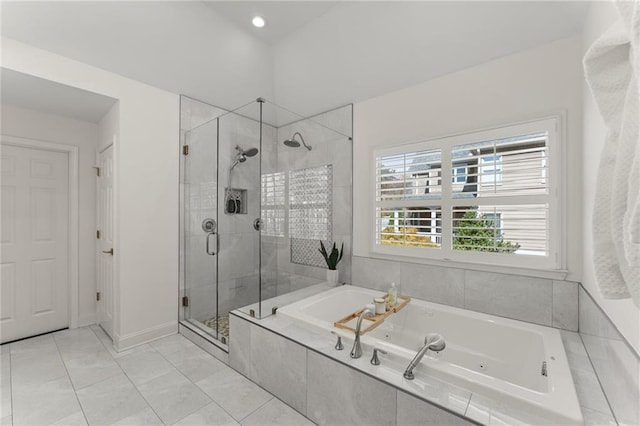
[96,292,101,301]
[96,230,101,239]
[182,145,189,156]
[182,296,189,307]
[93,166,100,177]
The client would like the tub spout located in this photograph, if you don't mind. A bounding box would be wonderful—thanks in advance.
[403,333,446,380]
[350,306,375,359]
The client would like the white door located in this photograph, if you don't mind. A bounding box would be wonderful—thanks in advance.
[1,145,69,343]
[96,144,114,338]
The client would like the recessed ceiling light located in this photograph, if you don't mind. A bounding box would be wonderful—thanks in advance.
[252,16,266,28]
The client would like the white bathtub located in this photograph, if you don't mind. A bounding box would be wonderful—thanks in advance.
[277,285,583,425]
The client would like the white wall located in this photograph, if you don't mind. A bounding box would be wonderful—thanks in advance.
[272,2,586,118]
[353,34,584,281]
[2,38,180,350]
[1,104,99,326]
[581,2,640,353]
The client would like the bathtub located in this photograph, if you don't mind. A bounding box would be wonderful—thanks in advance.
[277,285,583,425]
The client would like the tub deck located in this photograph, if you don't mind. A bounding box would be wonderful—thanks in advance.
[276,284,583,425]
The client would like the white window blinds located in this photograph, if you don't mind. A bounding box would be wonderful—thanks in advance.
[373,117,561,269]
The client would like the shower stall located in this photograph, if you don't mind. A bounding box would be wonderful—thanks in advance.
[179,96,353,347]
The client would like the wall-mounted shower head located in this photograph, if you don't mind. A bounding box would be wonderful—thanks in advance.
[232,145,259,168]
[283,132,312,151]
[242,147,259,157]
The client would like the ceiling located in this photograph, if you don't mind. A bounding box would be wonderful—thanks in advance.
[0,1,590,121]
[205,2,338,45]
[1,68,118,123]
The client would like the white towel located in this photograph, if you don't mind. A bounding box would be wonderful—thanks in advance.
[584,1,640,308]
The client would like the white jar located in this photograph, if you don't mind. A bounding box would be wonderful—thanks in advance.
[374,298,386,314]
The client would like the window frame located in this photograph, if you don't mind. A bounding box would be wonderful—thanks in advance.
[371,116,562,270]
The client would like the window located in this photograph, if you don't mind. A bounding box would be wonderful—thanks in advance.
[261,172,286,237]
[373,117,560,269]
[376,148,443,249]
[480,155,502,184]
[482,211,502,230]
[452,166,467,183]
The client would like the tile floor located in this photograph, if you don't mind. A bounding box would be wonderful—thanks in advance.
[0,325,315,426]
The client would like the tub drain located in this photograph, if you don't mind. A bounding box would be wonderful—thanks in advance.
[479,363,486,370]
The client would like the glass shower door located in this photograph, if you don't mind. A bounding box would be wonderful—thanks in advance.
[182,116,221,341]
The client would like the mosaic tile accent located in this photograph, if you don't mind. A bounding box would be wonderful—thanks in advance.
[291,238,331,268]
[289,165,332,267]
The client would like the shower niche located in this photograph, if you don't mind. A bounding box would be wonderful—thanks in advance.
[224,188,247,214]
[179,96,353,348]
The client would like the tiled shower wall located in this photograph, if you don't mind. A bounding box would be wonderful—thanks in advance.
[351,256,578,331]
[261,105,353,299]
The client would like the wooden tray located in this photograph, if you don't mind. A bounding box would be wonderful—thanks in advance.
[333,295,410,335]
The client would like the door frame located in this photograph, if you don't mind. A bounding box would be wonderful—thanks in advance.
[1,134,80,329]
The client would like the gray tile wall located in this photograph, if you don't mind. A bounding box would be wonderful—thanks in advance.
[397,391,473,426]
[229,315,307,414]
[578,287,640,426]
[307,351,396,426]
[229,314,475,426]
[272,104,353,294]
[351,256,578,331]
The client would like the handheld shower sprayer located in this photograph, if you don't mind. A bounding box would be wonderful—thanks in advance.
[226,145,259,215]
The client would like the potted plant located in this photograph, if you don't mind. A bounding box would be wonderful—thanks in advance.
[319,241,344,285]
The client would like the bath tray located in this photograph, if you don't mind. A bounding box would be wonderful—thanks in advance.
[333,295,410,335]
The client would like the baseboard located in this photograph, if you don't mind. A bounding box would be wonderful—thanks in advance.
[114,321,178,352]
[78,313,97,327]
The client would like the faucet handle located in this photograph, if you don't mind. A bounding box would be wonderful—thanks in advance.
[370,348,387,365]
[331,331,344,350]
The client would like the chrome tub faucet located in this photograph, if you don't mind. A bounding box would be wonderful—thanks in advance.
[350,306,375,359]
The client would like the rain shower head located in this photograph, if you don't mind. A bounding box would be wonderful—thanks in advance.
[284,132,312,151]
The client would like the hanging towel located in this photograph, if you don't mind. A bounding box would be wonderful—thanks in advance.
[584,1,640,308]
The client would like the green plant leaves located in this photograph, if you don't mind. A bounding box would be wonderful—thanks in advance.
[318,240,344,270]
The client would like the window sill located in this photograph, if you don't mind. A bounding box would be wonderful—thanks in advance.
[364,251,569,281]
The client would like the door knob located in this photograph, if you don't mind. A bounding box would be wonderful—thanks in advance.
[102,248,114,255]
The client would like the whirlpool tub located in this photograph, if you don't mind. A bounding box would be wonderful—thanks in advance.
[276,285,583,425]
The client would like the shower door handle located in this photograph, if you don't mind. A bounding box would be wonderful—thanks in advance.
[206,232,218,256]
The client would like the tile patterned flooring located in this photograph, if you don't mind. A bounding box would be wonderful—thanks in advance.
[0,325,314,426]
